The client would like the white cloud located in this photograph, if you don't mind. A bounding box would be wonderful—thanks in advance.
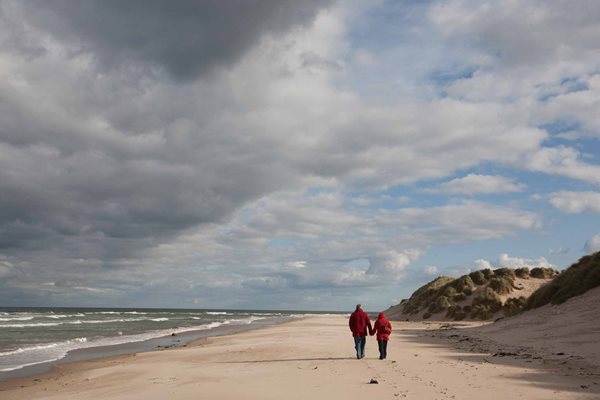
[286,260,307,269]
[367,249,421,278]
[435,174,525,195]
[465,254,555,272]
[584,234,600,254]
[387,200,540,244]
[424,266,439,276]
[496,253,555,270]
[472,259,493,270]
[538,75,600,139]
[430,0,600,73]
[525,148,600,186]
[549,191,600,213]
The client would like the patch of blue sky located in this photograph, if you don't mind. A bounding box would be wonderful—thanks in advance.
[413,209,598,275]
[341,1,475,101]
[540,118,580,138]
[269,238,294,249]
[344,187,406,208]
[381,185,450,208]
[416,241,513,273]
[347,0,432,51]
[429,65,477,87]
[577,138,600,163]
[432,161,595,196]
[506,169,592,196]
[544,213,600,255]
[538,77,589,102]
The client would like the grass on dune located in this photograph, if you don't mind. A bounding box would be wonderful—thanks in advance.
[526,252,600,309]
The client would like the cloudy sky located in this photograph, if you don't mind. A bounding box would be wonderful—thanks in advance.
[1,0,599,311]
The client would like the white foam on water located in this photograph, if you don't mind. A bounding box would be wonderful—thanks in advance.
[0,316,35,322]
[90,311,148,315]
[0,338,88,372]
[0,315,273,372]
[0,317,161,328]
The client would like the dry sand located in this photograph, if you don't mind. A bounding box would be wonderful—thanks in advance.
[0,316,598,399]
[467,285,600,368]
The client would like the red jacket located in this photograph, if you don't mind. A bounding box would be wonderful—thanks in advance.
[372,312,392,341]
[349,308,372,337]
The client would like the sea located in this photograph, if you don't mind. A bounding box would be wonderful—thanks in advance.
[0,307,342,380]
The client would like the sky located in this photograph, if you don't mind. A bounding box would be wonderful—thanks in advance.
[1,0,599,311]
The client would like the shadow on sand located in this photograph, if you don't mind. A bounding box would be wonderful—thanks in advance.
[398,324,600,397]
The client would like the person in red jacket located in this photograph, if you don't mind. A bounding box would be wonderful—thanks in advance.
[348,304,372,359]
[371,312,392,359]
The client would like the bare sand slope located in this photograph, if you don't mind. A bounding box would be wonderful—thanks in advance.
[471,285,600,367]
[0,316,597,399]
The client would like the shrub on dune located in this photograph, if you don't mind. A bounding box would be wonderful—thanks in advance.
[403,276,454,315]
[488,276,514,295]
[526,252,600,309]
[443,286,457,298]
[427,295,452,314]
[530,267,558,279]
[469,270,487,285]
[515,267,530,279]
[453,292,467,302]
[453,275,475,293]
[503,297,527,316]
[493,268,516,279]
[470,287,502,320]
[446,305,467,321]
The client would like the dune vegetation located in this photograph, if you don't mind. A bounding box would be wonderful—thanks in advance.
[392,266,559,321]
[526,251,600,309]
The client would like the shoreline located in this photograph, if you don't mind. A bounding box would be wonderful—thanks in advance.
[0,315,297,382]
[1,316,598,399]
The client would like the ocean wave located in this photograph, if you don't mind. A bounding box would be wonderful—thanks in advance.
[205,311,228,315]
[0,319,238,371]
[44,313,85,319]
[0,313,288,372]
[0,338,89,372]
[150,318,169,322]
[0,318,148,328]
[0,316,35,322]
[90,311,148,315]
[74,318,145,324]
[0,338,88,357]
[0,322,62,328]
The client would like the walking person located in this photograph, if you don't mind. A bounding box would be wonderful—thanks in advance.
[371,312,392,360]
[348,304,372,359]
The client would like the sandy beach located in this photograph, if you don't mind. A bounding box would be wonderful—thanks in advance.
[1,315,598,399]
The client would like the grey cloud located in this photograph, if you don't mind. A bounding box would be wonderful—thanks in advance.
[16,0,332,81]
[430,0,600,69]
[2,0,589,310]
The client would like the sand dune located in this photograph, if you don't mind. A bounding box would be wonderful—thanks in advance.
[0,316,598,399]
[471,285,600,368]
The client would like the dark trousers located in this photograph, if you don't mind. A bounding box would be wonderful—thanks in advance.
[377,339,388,359]
[354,336,366,358]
